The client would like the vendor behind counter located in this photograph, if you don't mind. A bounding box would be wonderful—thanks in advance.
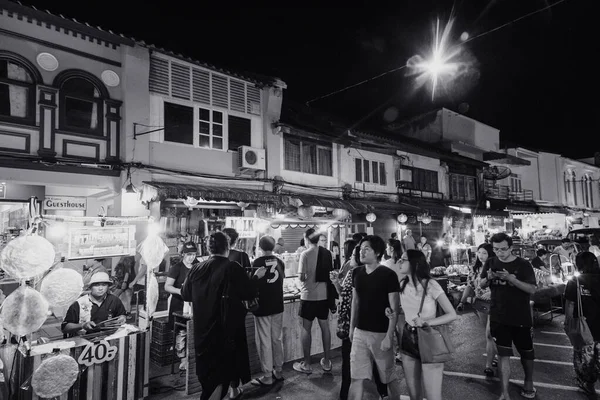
[61,271,127,337]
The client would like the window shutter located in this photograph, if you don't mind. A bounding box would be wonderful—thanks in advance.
[247,85,261,115]
[212,75,229,108]
[230,80,246,113]
[170,62,191,100]
[192,69,210,105]
[355,158,362,182]
[149,56,169,95]
[380,163,387,185]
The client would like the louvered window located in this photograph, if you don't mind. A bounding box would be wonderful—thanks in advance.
[354,158,387,186]
[149,56,261,115]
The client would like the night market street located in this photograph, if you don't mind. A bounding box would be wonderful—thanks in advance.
[149,309,592,400]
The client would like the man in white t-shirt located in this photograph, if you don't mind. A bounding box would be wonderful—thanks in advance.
[293,228,332,375]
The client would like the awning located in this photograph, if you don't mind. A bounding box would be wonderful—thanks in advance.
[483,151,531,166]
[143,181,283,204]
[537,205,570,215]
[473,207,510,217]
[295,195,369,214]
[353,199,423,215]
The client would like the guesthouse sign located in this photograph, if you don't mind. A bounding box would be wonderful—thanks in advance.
[44,196,87,211]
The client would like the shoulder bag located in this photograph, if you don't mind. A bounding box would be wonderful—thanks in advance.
[564,277,594,349]
[416,279,455,363]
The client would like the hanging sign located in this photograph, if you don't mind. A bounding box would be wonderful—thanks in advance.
[67,225,137,259]
[77,340,118,366]
[225,217,256,238]
[44,196,87,211]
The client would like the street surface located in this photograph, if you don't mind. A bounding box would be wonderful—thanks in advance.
[149,309,595,400]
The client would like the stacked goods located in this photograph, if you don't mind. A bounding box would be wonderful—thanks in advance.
[150,317,176,367]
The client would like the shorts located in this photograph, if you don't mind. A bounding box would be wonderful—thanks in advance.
[350,328,397,383]
[490,321,535,359]
[399,323,420,360]
[299,300,329,321]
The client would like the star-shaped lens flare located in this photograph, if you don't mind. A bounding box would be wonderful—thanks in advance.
[407,18,464,100]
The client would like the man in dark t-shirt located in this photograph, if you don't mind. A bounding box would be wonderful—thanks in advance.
[348,235,401,400]
[249,235,285,386]
[480,232,537,400]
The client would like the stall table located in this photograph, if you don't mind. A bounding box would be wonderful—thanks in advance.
[9,329,149,400]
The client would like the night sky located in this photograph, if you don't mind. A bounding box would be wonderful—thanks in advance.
[24,0,594,158]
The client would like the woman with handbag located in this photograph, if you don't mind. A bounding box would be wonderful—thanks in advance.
[397,249,457,400]
[564,251,600,396]
[457,243,499,377]
[330,240,389,400]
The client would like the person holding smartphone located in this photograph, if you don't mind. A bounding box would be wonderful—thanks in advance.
[480,232,537,400]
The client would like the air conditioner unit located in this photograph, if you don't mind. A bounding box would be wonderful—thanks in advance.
[237,146,266,171]
[395,168,413,183]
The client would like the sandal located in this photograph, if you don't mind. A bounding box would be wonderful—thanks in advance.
[272,372,284,382]
[230,388,244,399]
[250,377,273,387]
[484,367,494,377]
[520,387,537,399]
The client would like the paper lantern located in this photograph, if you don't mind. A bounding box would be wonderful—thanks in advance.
[236,202,250,210]
[0,286,49,336]
[421,215,432,225]
[183,196,199,209]
[297,205,315,219]
[40,268,84,309]
[366,213,377,223]
[138,235,169,270]
[397,214,408,224]
[31,354,79,398]
[332,208,350,220]
[0,235,55,279]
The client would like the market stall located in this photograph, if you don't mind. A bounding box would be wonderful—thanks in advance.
[0,205,159,400]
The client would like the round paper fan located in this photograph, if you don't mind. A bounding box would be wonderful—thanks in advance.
[40,268,83,308]
[0,236,56,279]
[0,286,49,336]
[31,354,79,398]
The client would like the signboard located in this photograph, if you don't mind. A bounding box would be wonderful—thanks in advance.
[77,340,118,366]
[0,183,5,199]
[225,217,257,239]
[67,225,136,260]
[44,196,87,211]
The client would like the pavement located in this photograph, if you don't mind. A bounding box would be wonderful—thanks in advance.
[148,308,597,400]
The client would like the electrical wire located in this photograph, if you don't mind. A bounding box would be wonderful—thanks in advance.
[305,0,569,105]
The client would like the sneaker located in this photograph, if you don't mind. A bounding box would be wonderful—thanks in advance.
[320,357,332,372]
[293,361,313,374]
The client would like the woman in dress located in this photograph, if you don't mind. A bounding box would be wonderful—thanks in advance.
[181,232,266,400]
[164,242,197,329]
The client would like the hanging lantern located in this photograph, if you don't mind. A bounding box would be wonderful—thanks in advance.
[421,214,432,225]
[397,214,408,224]
[366,212,377,223]
[183,196,199,209]
[297,205,315,219]
[332,208,350,220]
[236,201,250,211]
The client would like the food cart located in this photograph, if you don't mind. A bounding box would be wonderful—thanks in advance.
[0,207,160,400]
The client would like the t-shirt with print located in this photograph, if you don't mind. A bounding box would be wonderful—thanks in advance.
[252,255,285,317]
[565,274,600,341]
[298,246,327,301]
[352,265,401,333]
[480,257,536,327]
[400,279,445,326]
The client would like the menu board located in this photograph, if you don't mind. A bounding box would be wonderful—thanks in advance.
[66,225,137,260]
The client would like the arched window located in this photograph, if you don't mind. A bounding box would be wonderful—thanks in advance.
[0,54,39,124]
[56,71,108,136]
[584,174,594,208]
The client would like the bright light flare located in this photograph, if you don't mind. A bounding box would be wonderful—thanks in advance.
[407,17,465,100]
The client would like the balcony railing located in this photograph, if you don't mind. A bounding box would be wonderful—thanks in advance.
[398,188,444,200]
[484,184,534,202]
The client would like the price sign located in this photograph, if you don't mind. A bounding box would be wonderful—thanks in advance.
[77,340,118,367]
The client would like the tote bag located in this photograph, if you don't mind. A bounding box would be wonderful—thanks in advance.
[564,277,594,349]
[416,280,455,363]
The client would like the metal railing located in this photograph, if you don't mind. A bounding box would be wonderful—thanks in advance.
[397,187,444,200]
[484,184,533,202]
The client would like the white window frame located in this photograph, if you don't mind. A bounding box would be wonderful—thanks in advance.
[158,96,253,152]
[355,158,387,186]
